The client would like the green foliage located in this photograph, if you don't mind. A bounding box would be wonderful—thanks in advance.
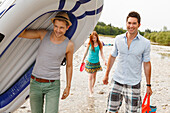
[144,31,170,46]
[94,21,126,36]
[145,29,152,33]
[163,26,168,31]
[97,22,106,26]
[139,31,145,36]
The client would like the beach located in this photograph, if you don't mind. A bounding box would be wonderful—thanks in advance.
[14,36,170,113]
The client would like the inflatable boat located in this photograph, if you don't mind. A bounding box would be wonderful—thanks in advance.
[0,0,103,112]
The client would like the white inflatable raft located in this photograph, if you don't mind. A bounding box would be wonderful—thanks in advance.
[0,0,103,112]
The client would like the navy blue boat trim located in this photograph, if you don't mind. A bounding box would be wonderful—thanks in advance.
[77,5,103,19]
[69,0,90,13]
[69,1,81,12]
[58,0,65,10]
[0,4,15,17]
[97,5,103,14]
[6,4,15,13]
[0,62,34,108]
[0,9,5,17]
[79,0,91,4]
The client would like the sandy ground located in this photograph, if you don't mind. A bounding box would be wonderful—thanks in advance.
[14,36,170,113]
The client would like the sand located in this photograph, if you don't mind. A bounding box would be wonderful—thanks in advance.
[14,36,170,113]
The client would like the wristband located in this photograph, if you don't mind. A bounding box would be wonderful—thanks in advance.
[146,84,151,87]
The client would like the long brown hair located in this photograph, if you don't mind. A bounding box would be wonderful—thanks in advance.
[88,31,102,52]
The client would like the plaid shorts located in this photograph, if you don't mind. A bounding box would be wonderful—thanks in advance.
[106,80,142,113]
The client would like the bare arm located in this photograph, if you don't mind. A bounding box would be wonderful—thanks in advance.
[61,40,74,99]
[100,44,107,65]
[103,54,116,85]
[82,44,90,63]
[18,29,47,40]
[143,61,152,96]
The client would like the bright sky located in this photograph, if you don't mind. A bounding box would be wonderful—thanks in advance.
[99,0,170,31]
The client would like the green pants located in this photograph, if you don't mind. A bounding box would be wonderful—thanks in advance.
[30,78,60,113]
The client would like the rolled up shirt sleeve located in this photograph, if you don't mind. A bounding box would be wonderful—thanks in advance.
[111,37,118,57]
[142,40,151,62]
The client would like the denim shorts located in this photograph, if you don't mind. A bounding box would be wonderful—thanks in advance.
[106,80,141,113]
[30,78,60,113]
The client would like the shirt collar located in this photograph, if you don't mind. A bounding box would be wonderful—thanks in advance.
[123,32,141,40]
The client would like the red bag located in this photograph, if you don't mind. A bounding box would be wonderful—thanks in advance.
[80,62,85,72]
[142,93,157,113]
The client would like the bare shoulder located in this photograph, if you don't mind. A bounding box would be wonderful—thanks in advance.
[68,40,74,47]
[66,40,74,52]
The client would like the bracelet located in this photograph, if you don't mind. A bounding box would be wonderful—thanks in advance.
[146,84,151,87]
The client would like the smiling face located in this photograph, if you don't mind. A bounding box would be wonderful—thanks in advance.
[126,17,141,35]
[53,19,69,38]
[92,35,97,43]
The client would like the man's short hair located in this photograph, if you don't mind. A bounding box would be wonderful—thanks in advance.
[126,11,141,24]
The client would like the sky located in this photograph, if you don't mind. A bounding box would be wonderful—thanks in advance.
[99,0,170,31]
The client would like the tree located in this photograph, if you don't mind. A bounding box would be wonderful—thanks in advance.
[97,22,106,26]
[145,29,151,33]
[108,23,112,27]
[163,26,168,31]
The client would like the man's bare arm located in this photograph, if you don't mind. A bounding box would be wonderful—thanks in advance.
[143,61,152,96]
[103,54,116,85]
[61,40,74,99]
[18,29,47,40]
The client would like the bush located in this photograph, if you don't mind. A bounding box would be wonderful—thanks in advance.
[145,31,170,46]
